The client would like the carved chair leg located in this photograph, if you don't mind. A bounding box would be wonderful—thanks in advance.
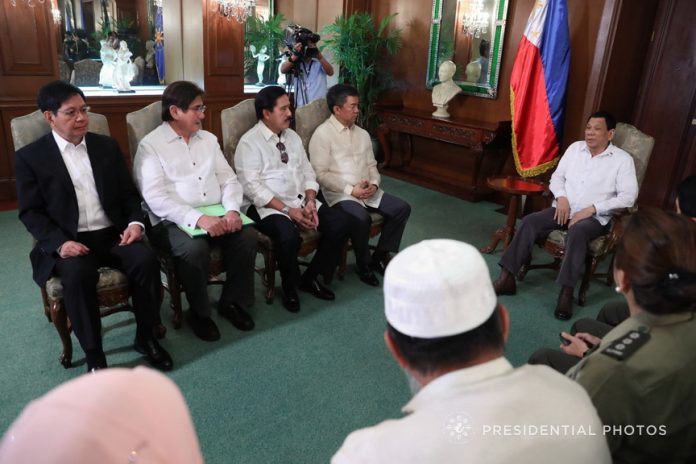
[264,249,276,304]
[606,254,616,286]
[578,255,597,307]
[167,269,183,329]
[153,284,167,339]
[41,288,52,322]
[50,299,73,369]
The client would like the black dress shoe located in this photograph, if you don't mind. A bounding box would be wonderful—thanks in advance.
[369,258,388,276]
[282,289,301,313]
[298,278,335,301]
[187,313,221,341]
[357,268,380,287]
[554,286,574,321]
[493,268,517,296]
[219,304,255,331]
[86,365,105,374]
[134,337,173,371]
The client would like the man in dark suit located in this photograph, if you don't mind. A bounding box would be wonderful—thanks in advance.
[15,81,172,372]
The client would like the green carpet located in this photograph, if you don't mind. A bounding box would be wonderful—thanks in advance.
[0,176,615,463]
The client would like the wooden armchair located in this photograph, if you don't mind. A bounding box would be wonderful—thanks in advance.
[518,122,655,305]
[297,98,385,279]
[11,110,132,368]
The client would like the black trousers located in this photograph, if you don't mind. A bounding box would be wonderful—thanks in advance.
[334,193,411,269]
[150,222,257,317]
[597,299,630,326]
[52,227,160,353]
[247,206,350,291]
[499,207,606,287]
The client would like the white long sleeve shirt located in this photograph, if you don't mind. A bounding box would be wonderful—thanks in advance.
[234,121,319,220]
[133,122,243,228]
[332,358,611,464]
[309,115,383,208]
[549,141,638,225]
[53,131,113,232]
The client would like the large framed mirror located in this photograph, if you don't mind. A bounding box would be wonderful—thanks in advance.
[426,0,509,99]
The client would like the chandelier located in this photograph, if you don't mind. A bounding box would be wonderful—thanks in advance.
[10,0,45,6]
[461,0,490,38]
[216,0,256,23]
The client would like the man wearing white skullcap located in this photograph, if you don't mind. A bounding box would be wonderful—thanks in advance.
[332,239,611,464]
[0,367,204,464]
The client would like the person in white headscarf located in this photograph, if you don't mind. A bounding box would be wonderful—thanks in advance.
[331,239,610,464]
[0,367,204,464]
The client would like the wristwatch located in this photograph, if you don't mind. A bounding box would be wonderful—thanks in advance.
[281,205,290,215]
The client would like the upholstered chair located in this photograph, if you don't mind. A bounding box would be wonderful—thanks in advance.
[58,59,72,83]
[296,98,385,279]
[11,110,132,368]
[518,122,655,305]
[72,59,102,86]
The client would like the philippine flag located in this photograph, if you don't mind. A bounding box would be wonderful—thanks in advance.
[510,0,570,177]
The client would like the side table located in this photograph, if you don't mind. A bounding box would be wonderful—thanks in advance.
[481,176,547,253]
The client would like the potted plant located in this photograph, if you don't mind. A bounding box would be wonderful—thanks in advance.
[321,12,402,133]
[244,14,286,85]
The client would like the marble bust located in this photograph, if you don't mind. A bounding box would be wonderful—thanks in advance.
[432,60,462,119]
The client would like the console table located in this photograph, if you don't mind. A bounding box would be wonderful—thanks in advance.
[377,107,511,201]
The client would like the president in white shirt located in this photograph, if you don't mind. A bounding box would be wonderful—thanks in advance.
[493,111,638,320]
[134,81,257,342]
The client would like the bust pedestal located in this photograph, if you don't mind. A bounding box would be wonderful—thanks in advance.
[432,105,451,118]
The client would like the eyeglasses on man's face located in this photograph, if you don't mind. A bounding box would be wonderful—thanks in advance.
[276,142,289,164]
[56,106,90,119]
[188,104,207,114]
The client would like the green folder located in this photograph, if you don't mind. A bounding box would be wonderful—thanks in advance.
[178,204,255,237]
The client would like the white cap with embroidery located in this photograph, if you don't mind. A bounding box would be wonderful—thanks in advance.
[384,239,497,338]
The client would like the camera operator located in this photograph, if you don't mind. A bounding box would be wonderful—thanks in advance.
[280,29,334,108]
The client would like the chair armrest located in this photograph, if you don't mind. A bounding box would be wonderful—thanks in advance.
[603,209,630,252]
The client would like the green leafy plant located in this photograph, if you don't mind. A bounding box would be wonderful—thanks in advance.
[321,12,402,132]
[244,14,286,84]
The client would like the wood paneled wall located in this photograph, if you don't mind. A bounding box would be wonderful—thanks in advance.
[367,0,693,208]
[0,0,250,202]
[2,0,690,209]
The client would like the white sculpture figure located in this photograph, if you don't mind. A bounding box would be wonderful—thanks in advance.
[277,55,288,86]
[133,56,145,85]
[98,39,117,87]
[431,60,462,119]
[145,40,156,70]
[112,41,136,92]
[465,61,482,84]
[249,44,270,86]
